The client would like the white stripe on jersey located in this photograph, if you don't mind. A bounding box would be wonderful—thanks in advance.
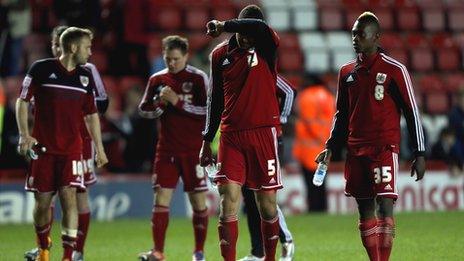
[84,63,107,99]
[380,54,425,151]
[276,76,294,124]
[42,84,88,94]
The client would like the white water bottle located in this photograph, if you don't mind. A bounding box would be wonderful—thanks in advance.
[313,162,328,186]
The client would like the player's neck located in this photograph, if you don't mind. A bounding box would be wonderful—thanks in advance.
[58,56,77,72]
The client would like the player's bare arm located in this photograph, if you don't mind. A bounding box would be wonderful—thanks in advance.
[15,98,37,156]
[84,113,108,168]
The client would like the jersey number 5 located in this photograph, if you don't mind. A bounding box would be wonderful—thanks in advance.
[268,159,276,176]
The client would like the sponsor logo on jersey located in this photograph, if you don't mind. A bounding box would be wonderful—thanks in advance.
[269,177,276,184]
[182,82,193,93]
[376,73,387,84]
[80,76,89,87]
[385,184,392,191]
[49,73,57,79]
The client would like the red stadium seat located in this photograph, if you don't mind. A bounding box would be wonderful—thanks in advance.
[380,33,405,49]
[187,32,210,52]
[436,49,461,71]
[411,48,433,72]
[185,8,209,31]
[212,7,237,20]
[151,7,182,31]
[424,92,450,114]
[278,33,300,50]
[405,33,429,48]
[282,73,303,89]
[147,34,162,60]
[430,33,457,49]
[446,73,464,92]
[89,51,108,74]
[320,8,343,30]
[372,8,394,31]
[448,8,464,31]
[419,74,445,92]
[119,76,145,93]
[388,49,409,68]
[397,7,421,31]
[278,50,304,72]
[101,76,119,95]
[422,8,445,32]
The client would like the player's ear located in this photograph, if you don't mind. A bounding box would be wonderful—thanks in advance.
[70,43,78,54]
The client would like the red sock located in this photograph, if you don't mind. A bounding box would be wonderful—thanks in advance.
[218,215,238,261]
[62,234,77,259]
[261,216,279,261]
[378,217,395,261]
[76,212,91,253]
[192,208,208,252]
[152,205,169,252]
[34,224,51,249]
[359,219,379,261]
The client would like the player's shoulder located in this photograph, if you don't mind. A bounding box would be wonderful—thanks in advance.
[378,52,409,75]
[185,65,208,79]
[211,40,229,57]
[149,68,169,81]
[83,62,97,71]
[77,64,93,76]
[29,58,57,70]
[339,59,357,76]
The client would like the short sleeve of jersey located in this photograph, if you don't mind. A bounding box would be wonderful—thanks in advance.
[19,61,41,101]
[82,71,98,115]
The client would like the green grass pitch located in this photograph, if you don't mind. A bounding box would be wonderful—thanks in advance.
[1,211,463,260]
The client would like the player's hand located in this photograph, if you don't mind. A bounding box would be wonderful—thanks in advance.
[411,156,425,181]
[315,148,332,165]
[199,141,213,167]
[17,134,38,156]
[206,20,224,37]
[159,86,179,105]
[95,147,108,168]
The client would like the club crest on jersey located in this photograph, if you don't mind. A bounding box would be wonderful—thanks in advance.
[182,82,193,93]
[374,84,384,101]
[80,76,89,87]
[376,73,387,84]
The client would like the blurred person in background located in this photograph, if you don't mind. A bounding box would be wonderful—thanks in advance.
[16,27,107,261]
[138,35,209,261]
[24,25,109,261]
[316,12,425,261]
[431,127,464,176]
[292,76,335,212]
[448,86,464,155]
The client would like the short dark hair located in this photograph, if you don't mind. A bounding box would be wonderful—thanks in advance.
[51,25,69,40]
[238,4,264,20]
[60,27,93,53]
[357,11,380,32]
[162,35,189,54]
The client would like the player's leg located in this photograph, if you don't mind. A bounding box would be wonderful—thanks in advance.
[255,191,279,261]
[357,198,379,261]
[218,183,242,261]
[240,187,264,260]
[25,196,56,261]
[152,188,174,255]
[376,197,394,261]
[74,189,91,261]
[33,192,54,260]
[276,205,294,261]
[188,191,208,260]
[58,186,79,261]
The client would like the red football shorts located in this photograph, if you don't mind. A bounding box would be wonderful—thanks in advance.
[25,153,85,193]
[215,127,283,191]
[153,152,207,192]
[344,145,399,199]
[77,137,96,192]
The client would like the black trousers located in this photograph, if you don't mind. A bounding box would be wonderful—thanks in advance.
[242,187,291,257]
[301,166,327,212]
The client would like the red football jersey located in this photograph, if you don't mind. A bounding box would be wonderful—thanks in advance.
[139,65,208,155]
[203,19,281,141]
[326,51,425,156]
[19,58,97,155]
